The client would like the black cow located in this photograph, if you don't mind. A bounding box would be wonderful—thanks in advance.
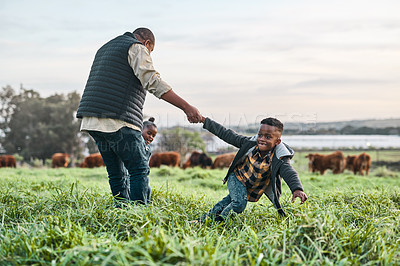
[182,151,212,169]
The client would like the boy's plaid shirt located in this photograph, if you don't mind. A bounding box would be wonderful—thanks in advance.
[234,147,275,202]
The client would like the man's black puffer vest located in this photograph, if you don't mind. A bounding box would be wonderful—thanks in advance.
[76,32,146,129]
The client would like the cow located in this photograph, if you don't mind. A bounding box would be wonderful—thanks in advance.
[346,155,357,172]
[0,155,17,168]
[51,153,70,168]
[149,152,180,168]
[352,152,371,176]
[80,153,105,168]
[212,153,236,169]
[182,151,213,169]
[305,151,346,175]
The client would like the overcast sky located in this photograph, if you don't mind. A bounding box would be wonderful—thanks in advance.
[1,0,399,128]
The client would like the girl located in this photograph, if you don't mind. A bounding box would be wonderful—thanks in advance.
[142,117,157,145]
[141,117,157,203]
[121,117,157,205]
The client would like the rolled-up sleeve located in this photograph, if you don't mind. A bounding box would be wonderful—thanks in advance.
[128,44,172,98]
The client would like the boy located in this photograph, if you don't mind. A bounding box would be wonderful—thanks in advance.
[199,116,307,221]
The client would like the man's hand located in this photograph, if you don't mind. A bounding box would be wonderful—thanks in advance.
[292,190,307,204]
[160,89,202,123]
[184,105,203,123]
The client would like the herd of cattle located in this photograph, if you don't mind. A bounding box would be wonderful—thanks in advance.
[148,150,372,176]
[306,151,372,176]
[51,153,105,168]
[148,151,235,169]
[0,150,372,176]
[0,151,235,170]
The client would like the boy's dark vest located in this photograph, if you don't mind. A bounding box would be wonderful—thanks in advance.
[76,32,145,129]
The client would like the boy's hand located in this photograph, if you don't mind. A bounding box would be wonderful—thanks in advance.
[292,190,307,204]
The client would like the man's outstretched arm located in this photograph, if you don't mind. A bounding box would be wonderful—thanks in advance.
[161,89,202,123]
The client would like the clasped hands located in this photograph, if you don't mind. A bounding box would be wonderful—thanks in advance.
[185,105,205,124]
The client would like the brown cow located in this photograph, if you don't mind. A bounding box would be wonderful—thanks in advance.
[0,155,17,168]
[149,152,180,168]
[80,153,105,168]
[212,153,236,169]
[305,151,346,175]
[346,155,357,172]
[352,152,371,176]
[51,153,70,168]
[182,151,213,169]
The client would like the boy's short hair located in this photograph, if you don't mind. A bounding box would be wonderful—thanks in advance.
[133,27,155,44]
[260,117,283,133]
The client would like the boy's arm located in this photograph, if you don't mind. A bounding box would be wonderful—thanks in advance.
[202,117,251,148]
[280,157,307,204]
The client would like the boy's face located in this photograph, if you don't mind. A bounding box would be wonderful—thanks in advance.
[257,124,281,155]
[142,125,157,145]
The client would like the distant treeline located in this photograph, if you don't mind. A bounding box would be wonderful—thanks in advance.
[236,125,400,136]
[0,85,207,163]
[284,125,400,135]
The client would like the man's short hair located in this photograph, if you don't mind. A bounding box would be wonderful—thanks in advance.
[260,117,283,133]
[133,28,155,44]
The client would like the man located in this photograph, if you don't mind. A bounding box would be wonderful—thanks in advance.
[76,28,202,205]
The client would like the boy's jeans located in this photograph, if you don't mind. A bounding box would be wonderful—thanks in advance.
[204,172,247,220]
[88,127,151,204]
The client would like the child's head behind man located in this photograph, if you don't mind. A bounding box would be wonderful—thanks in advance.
[257,117,283,157]
[142,117,157,145]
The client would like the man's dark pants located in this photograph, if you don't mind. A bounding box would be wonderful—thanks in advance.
[88,127,151,204]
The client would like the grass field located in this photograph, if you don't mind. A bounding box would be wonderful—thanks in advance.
[1,155,400,265]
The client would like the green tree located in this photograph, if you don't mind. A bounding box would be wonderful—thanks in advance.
[158,127,206,157]
[0,85,16,135]
[0,86,82,161]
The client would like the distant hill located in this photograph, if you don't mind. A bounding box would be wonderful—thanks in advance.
[283,118,400,135]
[232,118,400,135]
[303,118,400,130]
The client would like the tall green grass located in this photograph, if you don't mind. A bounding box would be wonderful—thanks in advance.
[1,167,399,265]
